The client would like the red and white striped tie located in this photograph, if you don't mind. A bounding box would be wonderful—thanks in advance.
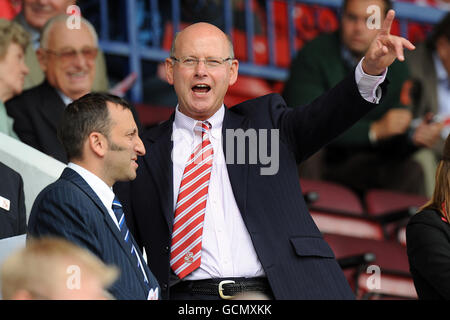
[170,121,214,279]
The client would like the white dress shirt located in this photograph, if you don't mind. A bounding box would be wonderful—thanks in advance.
[171,60,386,280]
[56,90,73,107]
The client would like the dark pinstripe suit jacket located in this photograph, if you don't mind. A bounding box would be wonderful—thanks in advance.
[116,70,384,299]
[28,167,160,300]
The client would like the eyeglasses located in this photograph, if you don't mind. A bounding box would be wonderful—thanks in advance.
[170,56,233,68]
[45,47,98,63]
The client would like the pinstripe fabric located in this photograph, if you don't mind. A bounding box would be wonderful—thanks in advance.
[28,168,160,300]
[170,121,213,279]
[112,198,151,291]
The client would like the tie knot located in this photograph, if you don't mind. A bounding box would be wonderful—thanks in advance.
[112,197,122,210]
[194,121,211,137]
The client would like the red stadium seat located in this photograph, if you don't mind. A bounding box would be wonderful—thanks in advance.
[324,233,417,299]
[135,103,174,127]
[365,189,428,244]
[310,211,385,240]
[301,179,385,240]
[301,179,364,215]
[225,75,273,107]
[365,190,428,217]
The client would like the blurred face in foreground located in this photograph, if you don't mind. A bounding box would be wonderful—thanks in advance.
[341,0,387,58]
[23,0,76,30]
[165,23,239,120]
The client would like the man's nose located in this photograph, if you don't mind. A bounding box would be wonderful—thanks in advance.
[194,59,208,76]
[135,136,146,156]
[72,50,90,68]
[355,18,367,32]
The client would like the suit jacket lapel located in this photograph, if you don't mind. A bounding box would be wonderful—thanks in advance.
[143,117,174,231]
[62,168,149,290]
[222,107,250,219]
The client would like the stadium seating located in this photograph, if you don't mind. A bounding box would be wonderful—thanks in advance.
[324,234,417,299]
[225,75,273,107]
[135,103,175,127]
[301,179,385,240]
[301,178,419,299]
[365,189,428,245]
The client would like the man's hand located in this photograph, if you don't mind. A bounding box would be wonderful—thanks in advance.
[370,108,412,141]
[362,10,415,76]
[412,113,443,148]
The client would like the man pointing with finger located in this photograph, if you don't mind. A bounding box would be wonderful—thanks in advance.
[284,0,425,197]
[116,10,414,299]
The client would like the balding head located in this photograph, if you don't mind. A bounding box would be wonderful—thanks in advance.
[165,22,239,120]
[170,23,235,60]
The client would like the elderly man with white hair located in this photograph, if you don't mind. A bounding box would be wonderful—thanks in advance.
[6,15,119,163]
[14,0,108,91]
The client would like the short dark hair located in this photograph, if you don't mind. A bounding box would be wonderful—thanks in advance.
[58,93,132,161]
[427,12,450,49]
[342,0,393,16]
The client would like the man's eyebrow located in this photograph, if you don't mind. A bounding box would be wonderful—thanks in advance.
[126,128,138,135]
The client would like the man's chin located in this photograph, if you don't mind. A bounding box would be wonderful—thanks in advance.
[128,171,138,181]
[115,172,137,183]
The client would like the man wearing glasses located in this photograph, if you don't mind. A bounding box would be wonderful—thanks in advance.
[14,0,109,92]
[7,15,106,163]
[116,17,416,299]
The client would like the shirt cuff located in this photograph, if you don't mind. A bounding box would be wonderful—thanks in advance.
[355,57,387,104]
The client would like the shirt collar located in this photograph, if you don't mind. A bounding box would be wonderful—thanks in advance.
[174,105,224,140]
[67,162,116,212]
[56,90,73,106]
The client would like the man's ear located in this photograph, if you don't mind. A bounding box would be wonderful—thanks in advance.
[88,132,107,158]
[165,58,174,85]
[228,59,239,86]
[36,48,48,72]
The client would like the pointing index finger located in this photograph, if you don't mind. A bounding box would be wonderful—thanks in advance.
[380,9,395,35]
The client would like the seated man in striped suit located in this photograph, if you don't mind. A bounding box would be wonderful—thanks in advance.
[27,93,159,300]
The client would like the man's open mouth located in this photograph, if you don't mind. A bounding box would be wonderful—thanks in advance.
[192,84,211,93]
